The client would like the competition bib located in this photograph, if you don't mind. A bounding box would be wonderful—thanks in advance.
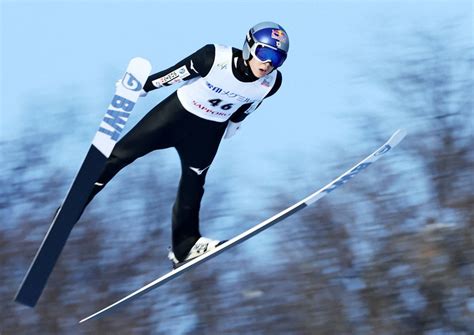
[177,44,276,122]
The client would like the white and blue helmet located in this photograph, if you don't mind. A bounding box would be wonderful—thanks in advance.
[243,21,289,68]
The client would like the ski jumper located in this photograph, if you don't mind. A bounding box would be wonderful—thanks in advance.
[87,44,282,261]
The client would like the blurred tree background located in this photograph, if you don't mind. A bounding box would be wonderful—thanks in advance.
[1,27,473,334]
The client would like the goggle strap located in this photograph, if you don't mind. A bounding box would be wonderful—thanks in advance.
[246,31,255,49]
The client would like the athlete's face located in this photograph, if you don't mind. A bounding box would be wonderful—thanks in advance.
[248,57,274,78]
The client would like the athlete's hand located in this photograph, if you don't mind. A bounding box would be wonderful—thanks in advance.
[224,121,242,139]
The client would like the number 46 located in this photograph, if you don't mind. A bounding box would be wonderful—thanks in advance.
[208,99,233,110]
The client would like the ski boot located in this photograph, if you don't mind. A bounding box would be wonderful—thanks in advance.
[168,237,226,269]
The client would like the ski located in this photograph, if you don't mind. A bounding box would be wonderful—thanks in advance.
[79,129,407,323]
[15,57,152,307]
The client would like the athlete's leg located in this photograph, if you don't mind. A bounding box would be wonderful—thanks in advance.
[86,92,184,204]
[171,165,208,261]
[171,116,227,261]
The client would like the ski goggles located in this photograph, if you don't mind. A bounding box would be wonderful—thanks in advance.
[250,43,287,68]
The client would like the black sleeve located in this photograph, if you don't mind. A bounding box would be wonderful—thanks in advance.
[143,44,215,92]
[230,70,282,123]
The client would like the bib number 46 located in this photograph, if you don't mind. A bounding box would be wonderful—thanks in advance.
[208,99,233,110]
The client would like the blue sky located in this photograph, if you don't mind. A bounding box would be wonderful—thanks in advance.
[1,0,472,197]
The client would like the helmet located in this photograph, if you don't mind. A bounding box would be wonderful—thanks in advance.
[242,21,289,68]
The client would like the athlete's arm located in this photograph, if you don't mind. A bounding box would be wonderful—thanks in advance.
[229,70,282,123]
[143,44,215,92]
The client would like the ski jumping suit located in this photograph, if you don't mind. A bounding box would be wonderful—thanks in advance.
[88,44,282,261]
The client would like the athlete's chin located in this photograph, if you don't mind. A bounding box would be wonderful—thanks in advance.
[253,69,268,78]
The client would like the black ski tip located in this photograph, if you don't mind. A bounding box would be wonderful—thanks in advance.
[14,292,38,308]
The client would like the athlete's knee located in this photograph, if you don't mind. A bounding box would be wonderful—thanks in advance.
[101,150,135,179]
[108,149,134,168]
[183,164,209,186]
[90,151,130,195]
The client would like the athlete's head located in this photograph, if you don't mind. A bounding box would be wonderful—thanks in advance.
[242,21,289,77]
